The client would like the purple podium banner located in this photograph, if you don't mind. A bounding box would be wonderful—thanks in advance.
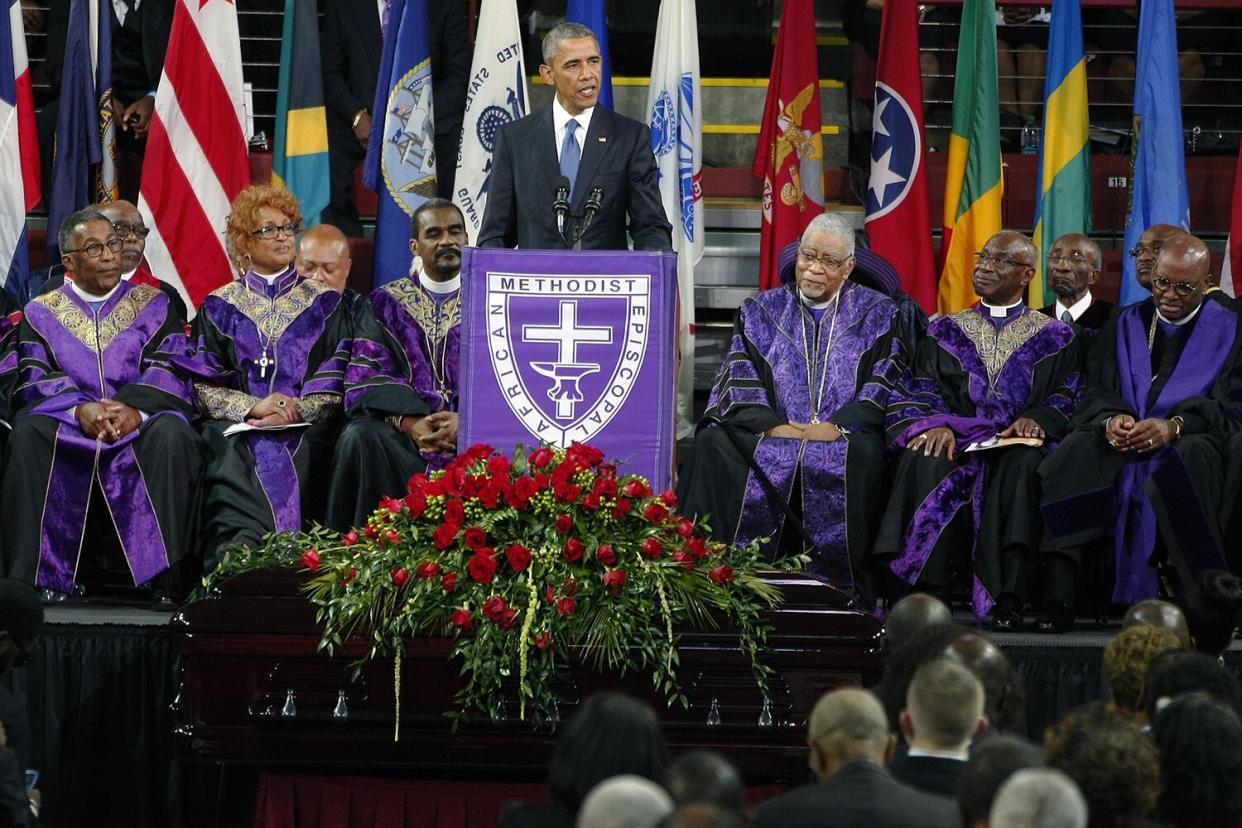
[459,247,678,491]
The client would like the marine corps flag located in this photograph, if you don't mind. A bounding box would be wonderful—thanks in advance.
[753,0,823,291]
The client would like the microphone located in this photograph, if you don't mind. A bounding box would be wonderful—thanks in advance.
[553,176,571,243]
[578,182,604,239]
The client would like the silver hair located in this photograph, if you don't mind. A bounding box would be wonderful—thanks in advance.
[542,22,598,66]
[800,213,856,256]
[989,769,1087,828]
[58,208,110,255]
[574,775,674,828]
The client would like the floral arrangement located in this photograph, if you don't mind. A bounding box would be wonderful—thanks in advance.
[206,442,803,730]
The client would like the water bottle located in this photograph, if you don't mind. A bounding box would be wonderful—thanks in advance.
[1020,116,1040,155]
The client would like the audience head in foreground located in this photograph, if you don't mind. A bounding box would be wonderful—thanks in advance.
[296,224,352,293]
[1179,569,1242,657]
[664,750,745,813]
[944,633,1026,735]
[1102,624,1181,719]
[575,774,674,828]
[1152,691,1242,828]
[1122,599,1192,649]
[988,768,1087,828]
[658,804,746,828]
[1144,648,1242,722]
[807,687,893,778]
[901,659,985,752]
[883,593,952,655]
[957,735,1045,828]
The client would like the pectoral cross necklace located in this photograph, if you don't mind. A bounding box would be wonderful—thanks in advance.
[802,290,842,425]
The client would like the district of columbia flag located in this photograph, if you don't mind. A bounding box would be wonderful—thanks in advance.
[1031,0,1090,310]
[272,0,329,225]
[646,0,702,440]
[138,0,250,311]
[0,0,39,302]
[453,0,527,237]
[564,0,613,110]
[1222,144,1242,297]
[364,0,437,287]
[865,0,936,314]
[937,0,1003,315]
[752,0,824,291]
[1120,0,1188,306]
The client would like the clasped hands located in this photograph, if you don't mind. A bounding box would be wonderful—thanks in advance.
[77,399,142,443]
[246,393,302,427]
[764,421,844,442]
[1105,414,1177,454]
[402,411,458,456]
[907,417,1045,461]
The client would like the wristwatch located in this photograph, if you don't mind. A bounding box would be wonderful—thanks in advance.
[1170,415,1185,441]
[351,108,368,129]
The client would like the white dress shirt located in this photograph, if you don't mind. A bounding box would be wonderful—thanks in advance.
[552,97,595,163]
[1054,290,1094,322]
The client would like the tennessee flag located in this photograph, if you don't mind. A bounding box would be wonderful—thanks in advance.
[1222,144,1242,297]
[752,0,823,290]
[938,0,1003,314]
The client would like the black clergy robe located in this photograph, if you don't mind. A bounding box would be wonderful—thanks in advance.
[325,273,460,530]
[0,281,201,592]
[0,295,21,463]
[173,267,350,566]
[875,304,1081,620]
[677,282,904,597]
[1040,299,1242,603]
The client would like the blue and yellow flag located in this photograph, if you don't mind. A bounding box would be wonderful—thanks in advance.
[1031,0,1091,309]
[272,0,329,225]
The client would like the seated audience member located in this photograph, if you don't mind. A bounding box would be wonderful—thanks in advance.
[0,580,41,828]
[325,199,466,530]
[1044,704,1159,828]
[890,660,985,797]
[988,769,1087,828]
[1122,598,1192,648]
[499,693,668,828]
[664,751,745,813]
[575,776,673,828]
[1103,625,1181,721]
[1040,235,1242,629]
[1038,233,1113,333]
[1151,692,1242,828]
[678,213,904,601]
[295,224,365,314]
[944,633,1027,736]
[1144,649,1242,723]
[957,735,1045,828]
[876,230,1080,628]
[878,623,965,735]
[0,210,200,597]
[752,687,959,828]
[658,805,745,828]
[883,592,952,655]
[1129,224,1184,291]
[177,185,351,568]
[1178,569,1242,658]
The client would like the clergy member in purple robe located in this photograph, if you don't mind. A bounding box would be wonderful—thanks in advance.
[0,291,22,458]
[325,199,465,530]
[173,186,351,567]
[875,231,1082,629]
[1039,234,1242,632]
[677,214,905,600]
[0,209,201,595]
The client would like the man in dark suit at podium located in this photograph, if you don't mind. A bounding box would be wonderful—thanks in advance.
[478,22,671,251]
[1037,233,1114,332]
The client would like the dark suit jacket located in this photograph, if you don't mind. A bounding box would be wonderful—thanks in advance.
[478,105,672,251]
[752,761,960,828]
[44,0,173,101]
[887,752,967,798]
[1038,298,1116,331]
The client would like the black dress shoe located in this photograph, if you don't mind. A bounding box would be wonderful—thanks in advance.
[1035,603,1074,634]
[986,604,1023,632]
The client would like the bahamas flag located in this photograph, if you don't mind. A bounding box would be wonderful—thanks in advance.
[565,0,613,110]
[46,0,100,260]
[938,0,1002,314]
[1031,0,1091,309]
[272,0,329,225]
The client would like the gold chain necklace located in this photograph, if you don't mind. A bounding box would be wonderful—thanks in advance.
[800,286,843,425]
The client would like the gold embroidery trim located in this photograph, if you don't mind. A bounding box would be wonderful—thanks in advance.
[299,392,342,423]
[385,279,461,344]
[213,278,328,341]
[194,382,259,422]
[951,309,1052,388]
[33,285,160,354]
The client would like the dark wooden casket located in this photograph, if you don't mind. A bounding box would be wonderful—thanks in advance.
[172,570,882,785]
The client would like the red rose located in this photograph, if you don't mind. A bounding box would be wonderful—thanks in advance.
[660,489,678,507]
[468,551,498,584]
[482,595,507,621]
[499,608,520,630]
[641,538,663,559]
[602,569,627,595]
[450,609,473,630]
[708,565,734,585]
[552,459,576,485]
[676,518,695,538]
[464,526,488,550]
[534,473,551,490]
[506,544,532,572]
[582,493,602,510]
[385,528,401,545]
[300,549,320,572]
[643,502,669,523]
[442,466,466,497]
[593,476,618,499]
[487,455,512,476]
[612,498,632,519]
[673,551,695,571]
[567,441,604,468]
[477,485,500,509]
[533,631,551,651]
[563,539,585,563]
[404,491,428,518]
[341,531,359,547]
[391,567,410,588]
[596,544,617,566]
[416,561,441,579]
[529,446,555,468]
[441,572,459,593]
[563,576,580,596]
[554,514,573,534]
[554,483,582,503]
[465,443,494,463]
[364,524,379,539]
[513,476,539,500]
[686,537,708,559]
[556,596,578,617]
[545,586,556,604]
[423,478,445,497]
[623,479,650,498]
[444,499,465,526]
[433,522,458,550]
[381,496,403,514]
[341,566,358,584]
[407,472,429,493]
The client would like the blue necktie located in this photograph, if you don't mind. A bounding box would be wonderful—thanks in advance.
[560,119,581,198]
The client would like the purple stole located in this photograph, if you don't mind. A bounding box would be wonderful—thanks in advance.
[1111,301,1236,602]
[19,282,184,591]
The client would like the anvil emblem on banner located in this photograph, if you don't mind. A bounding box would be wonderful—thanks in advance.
[524,301,614,420]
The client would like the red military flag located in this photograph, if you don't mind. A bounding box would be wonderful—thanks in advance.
[752,0,824,290]
[865,0,936,313]
[1222,143,1242,297]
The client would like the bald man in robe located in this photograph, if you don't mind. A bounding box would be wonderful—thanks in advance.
[296,224,366,317]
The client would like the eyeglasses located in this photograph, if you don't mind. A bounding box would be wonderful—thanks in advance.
[112,222,150,239]
[63,237,124,258]
[1151,275,1201,297]
[797,246,852,271]
[1128,243,1162,259]
[1048,252,1092,266]
[974,251,1033,270]
[251,222,301,240]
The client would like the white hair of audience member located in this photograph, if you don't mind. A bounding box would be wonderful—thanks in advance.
[575,774,674,828]
[989,769,1087,828]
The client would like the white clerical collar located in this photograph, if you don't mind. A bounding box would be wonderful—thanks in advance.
[1156,302,1202,327]
[252,263,293,284]
[906,746,970,762]
[982,298,1023,318]
[552,97,595,154]
[1054,290,1093,322]
[121,267,138,282]
[798,285,842,310]
[68,278,122,305]
[420,271,461,294]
